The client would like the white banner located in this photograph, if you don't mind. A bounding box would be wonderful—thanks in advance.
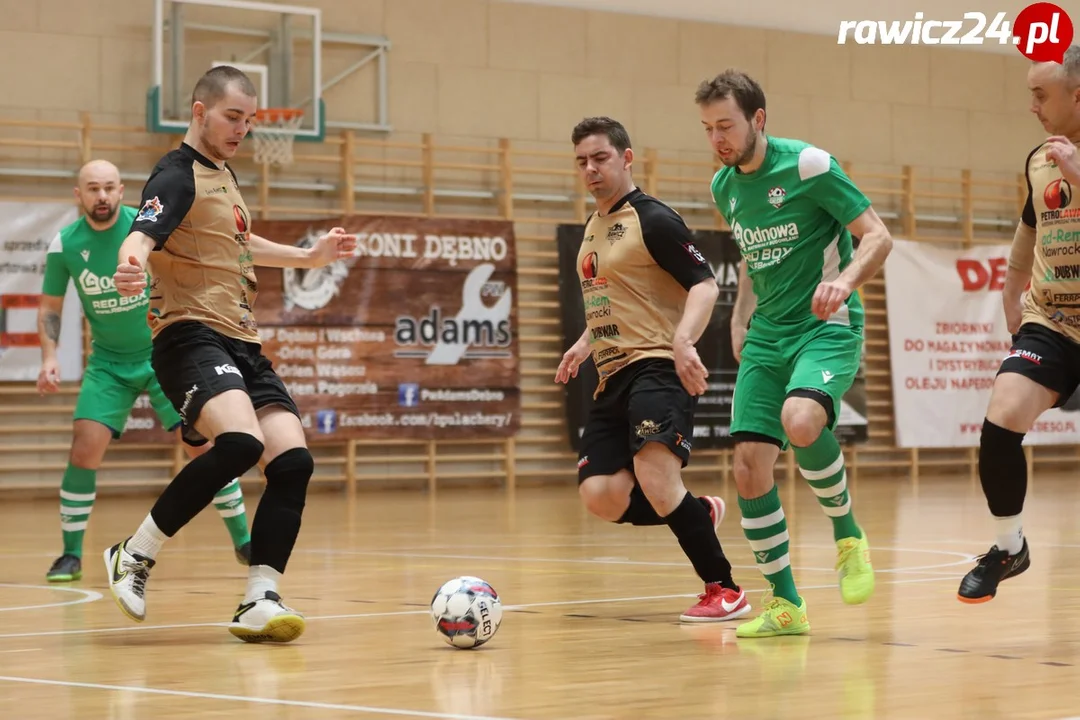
[0,201,83,382]
[885,238,1080,448]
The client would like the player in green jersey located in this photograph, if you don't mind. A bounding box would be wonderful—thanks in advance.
[695,70,894,637]
[37,159,252,582]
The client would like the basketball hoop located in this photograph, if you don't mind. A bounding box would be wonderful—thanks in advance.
[250,108,304,166]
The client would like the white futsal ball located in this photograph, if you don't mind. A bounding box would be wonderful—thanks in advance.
[430,576,503,649]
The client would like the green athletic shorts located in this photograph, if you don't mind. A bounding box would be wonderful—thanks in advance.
[73,355,181,439]
[730,319,863,449]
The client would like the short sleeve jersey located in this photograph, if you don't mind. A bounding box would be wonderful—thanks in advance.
[1020,139,1080,343]
[576,188,714,396]
[129,142,258,344]
[41,204,151,362]
[711,137,871,334]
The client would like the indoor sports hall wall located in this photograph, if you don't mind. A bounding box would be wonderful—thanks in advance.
[0,0,1050,170]
[0,0,1066,493]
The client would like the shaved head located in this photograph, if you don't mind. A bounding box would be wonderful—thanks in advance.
[74,159,123,229]
[78,159,120,187]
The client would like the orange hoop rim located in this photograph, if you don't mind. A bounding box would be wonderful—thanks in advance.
[253,108,304,123]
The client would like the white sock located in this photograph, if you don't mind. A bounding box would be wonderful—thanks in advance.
[127,514,167,560]
[994,514,1024,555]
[245,565,282,602]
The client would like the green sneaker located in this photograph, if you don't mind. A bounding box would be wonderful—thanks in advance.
[837,533,875,605]
[735,595,810,638]
[46,553,82,582]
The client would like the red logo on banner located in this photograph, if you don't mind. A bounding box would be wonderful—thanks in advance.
[956,258,1007,291]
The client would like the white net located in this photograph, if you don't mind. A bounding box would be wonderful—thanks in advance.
[250,109,304,166]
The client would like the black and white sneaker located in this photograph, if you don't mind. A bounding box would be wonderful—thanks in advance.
[228,591,306,644]
[234,542,252,566]
[103,539,155,622]
[957,539,1030,604]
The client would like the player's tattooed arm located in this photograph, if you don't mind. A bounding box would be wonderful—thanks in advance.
[36,294,64,394]
[37,295,63,356]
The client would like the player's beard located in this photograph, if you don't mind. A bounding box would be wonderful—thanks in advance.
[86,201,118,223]
[721,132,758,168]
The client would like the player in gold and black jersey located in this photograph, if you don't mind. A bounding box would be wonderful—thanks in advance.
[103,65,356,643]
[556,117,748,623]
[959,46,1080,603]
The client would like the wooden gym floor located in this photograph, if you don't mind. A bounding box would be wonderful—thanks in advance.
[0,473,1078,719]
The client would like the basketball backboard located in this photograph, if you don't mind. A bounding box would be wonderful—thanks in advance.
[148,0,325,141]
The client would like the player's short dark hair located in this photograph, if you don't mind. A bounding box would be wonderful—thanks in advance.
[571,117,632,153]
[694,69,767,121]
[191,65,258,108]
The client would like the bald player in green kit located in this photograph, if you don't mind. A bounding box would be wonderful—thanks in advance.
[38,159,252,582]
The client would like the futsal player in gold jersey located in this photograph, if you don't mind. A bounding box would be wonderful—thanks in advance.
[556,117,748,622]
[958,46,1080,603]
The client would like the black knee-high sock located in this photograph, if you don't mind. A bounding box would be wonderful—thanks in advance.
[250,448,313,573]
[616,484,715,526]
[149,432,264,537]
[979,419,1027,517]
[665,491,737,589]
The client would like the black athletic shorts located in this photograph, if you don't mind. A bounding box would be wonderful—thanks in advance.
[998,322,1080,409]
[151,320,300,445]
[577,357,696,483]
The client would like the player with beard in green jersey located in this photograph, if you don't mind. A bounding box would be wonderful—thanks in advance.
[38,159,252,582]
[695,70,894,638]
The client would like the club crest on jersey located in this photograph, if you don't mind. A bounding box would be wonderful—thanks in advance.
[767,187,786,208]
[606,222,627,245]
[137,196,163,222]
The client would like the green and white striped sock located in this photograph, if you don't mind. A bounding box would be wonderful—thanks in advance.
[794,430,861,541]
[213,478,251,548]
[60,464,96,558]
[738,485,800,605]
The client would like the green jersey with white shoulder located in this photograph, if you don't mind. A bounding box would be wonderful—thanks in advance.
[711,136,871,333]
[41,204,151,362]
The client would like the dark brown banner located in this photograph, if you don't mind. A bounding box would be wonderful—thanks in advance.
[121,214,519,443]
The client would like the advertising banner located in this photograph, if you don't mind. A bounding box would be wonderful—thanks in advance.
[0,202,83,382]
[885,237,1080,447]
[245,215,521,440]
